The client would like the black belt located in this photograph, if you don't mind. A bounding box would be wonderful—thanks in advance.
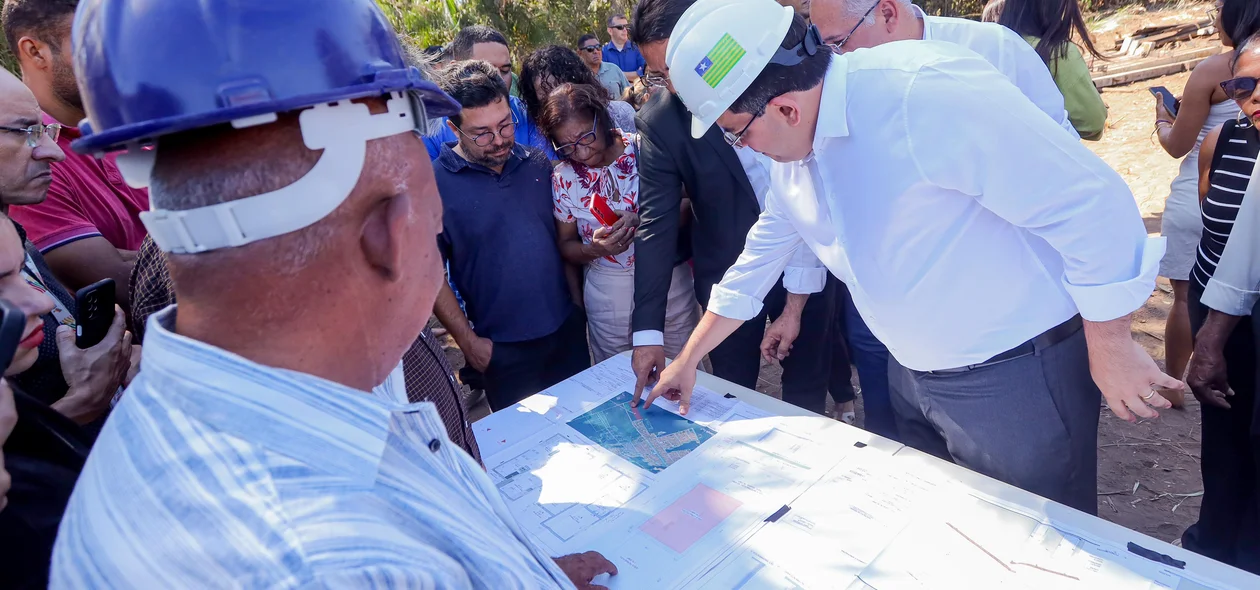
[926,315,1083,374]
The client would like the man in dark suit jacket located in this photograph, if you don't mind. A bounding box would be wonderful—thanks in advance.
[628,0,835,414]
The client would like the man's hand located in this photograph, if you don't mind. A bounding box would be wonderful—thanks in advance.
[761,314,801,363]
[1185,310,1242,409]
[631,312,747,414]
[762,292,807,362]
[461,335,494,373]
[1186,343,1233,409]
[554,551,618,590]
[631,345,666,401]
[52,306,132,425]
[0,379,15,512]
[1084,316,1181,422]
[636,355,698,414]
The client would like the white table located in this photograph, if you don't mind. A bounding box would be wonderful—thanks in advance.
[475,353,1258,589]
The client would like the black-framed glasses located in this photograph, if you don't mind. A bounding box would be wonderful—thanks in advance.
[0,122,61,147]
[722,106,765,148]
[1221,77,1260,101]
[579,45,601,53]
[644,71,669,89]
[609,24,629,31]
[826,0,880,53]
[455,111,518,147]
[553,117,600,158]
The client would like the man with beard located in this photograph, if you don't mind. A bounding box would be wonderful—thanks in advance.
[432,61,590,412]
[2,0,148,310]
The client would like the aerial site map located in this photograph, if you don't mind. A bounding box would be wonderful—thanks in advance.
[567,391,716,474]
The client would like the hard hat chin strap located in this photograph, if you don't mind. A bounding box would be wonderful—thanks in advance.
[126,92,419,254]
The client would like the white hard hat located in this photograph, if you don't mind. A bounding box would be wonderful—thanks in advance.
[666,0,795,139]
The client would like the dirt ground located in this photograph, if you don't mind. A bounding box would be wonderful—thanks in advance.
[443,12,1224,546]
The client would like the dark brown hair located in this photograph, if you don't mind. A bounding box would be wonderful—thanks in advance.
[537,82,614,151]
[988,0,1102,65]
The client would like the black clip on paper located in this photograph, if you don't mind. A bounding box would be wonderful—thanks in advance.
[723,393,736,399]
[1126,542,1186,569]
[765,505,791,523]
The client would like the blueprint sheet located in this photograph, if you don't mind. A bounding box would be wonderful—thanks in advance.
[690,454,1245,590]
[478,355,860,588]
[479,356,1254,589]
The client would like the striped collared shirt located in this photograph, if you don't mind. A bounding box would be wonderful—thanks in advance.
[51,307,572,589]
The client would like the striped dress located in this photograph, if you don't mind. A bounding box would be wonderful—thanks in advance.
[1192,120,1260,289]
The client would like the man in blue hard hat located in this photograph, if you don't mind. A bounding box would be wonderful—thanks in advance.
[49,1,615,587]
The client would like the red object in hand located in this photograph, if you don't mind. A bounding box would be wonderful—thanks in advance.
[590,193,619,227]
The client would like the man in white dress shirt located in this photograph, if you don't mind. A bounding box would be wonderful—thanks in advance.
[640,0,1184,514]
[810,0,1076,136]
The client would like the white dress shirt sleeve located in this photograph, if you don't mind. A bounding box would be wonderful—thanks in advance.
[993,25,1078,138]
[707,194,811,320]
[734,145,826,295]
[905,61,1161,323]
[782,246,827,294]
[1201,158,1260,315]
[632,329,665,346]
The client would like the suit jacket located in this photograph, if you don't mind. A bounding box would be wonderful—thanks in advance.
[632,91,763,333]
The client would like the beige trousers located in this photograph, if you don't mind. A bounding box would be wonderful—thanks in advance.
[584,263,700,363]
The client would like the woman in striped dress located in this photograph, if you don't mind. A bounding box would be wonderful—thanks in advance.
[1180,35,1260,569]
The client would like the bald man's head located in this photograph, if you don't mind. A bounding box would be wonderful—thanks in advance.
[0,69,63,208]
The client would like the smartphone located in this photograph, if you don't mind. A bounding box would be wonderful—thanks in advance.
[74,278,116,348]
[0,299,26,370]
[590,194,619,228]
[1149,86,1180,117]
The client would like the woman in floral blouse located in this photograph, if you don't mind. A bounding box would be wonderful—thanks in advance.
[539,83,699,362]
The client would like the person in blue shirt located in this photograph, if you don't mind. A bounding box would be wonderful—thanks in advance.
[420,26,553,160]
[602,14,645,83]
[431,61,591,412]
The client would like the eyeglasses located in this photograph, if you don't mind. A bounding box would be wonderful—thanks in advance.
[0,122,61,147]
[644,71,669,89]
[609,24,629,31]
[722,106,765,148]
[456,112,517,147]
[553,117,600,158]
[1222,77,1260,101]
[579,45,601,53]
[826,0,880,53]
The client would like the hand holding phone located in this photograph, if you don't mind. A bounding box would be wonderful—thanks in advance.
[1150,86,1180,118]
[590,193,620,228]
[75,279,116,348]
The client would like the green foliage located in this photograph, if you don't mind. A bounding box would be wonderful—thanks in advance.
[379,0,630,60]
[0,37,18,76]
[382,0,1144,61]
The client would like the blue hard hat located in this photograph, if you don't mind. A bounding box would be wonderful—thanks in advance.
[71,0,459,154]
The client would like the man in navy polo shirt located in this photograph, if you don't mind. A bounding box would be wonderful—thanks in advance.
[602,14,645,84]
[431,61,589,412]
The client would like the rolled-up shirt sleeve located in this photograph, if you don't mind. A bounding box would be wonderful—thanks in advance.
[708,195,809,320]
[1201,159,1260,315]
[906,60,1158,323]
[782,247,827,294]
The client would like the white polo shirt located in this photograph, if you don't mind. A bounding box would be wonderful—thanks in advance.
[707,42,1161,371]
